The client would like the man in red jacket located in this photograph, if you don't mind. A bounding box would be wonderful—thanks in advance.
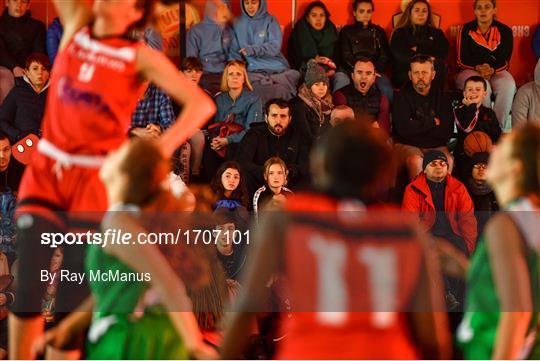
[403,150,477,309]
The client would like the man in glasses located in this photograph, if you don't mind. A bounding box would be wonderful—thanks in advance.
[403,150,477,310]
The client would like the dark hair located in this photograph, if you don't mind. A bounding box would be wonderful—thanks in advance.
[0,131,9,142]
[303,1,330,20]
[181,57,203,72]
[474,0,496,8]
[264,98,291,116]
[210,161,249,207]
[394,0,436,30]
[127,0,156,34]
[119,138,168,206]
[314,120,393,200]
[511,124,540,195]
[25,52,51,71]
[409,53,434,68]
[353,0,374,12]
[464,75,487,91]
[353,56,375,69]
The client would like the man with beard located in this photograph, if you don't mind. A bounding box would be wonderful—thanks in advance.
[392,55,454,180]
[236,98,310,199]
[333,57,390,135]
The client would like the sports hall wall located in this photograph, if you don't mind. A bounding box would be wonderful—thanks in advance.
[32,0,539,85]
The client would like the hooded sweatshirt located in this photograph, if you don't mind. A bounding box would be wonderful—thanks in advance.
[0,9,46,70]
[0,76,49,142]
[186,1,232,73]
[230,0,290,73]
[511,59,540,126]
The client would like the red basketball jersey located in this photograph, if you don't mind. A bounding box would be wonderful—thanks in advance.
[41,26,146,155]
[276,193,424,359]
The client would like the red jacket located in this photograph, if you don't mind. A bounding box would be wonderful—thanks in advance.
[402,173,477,253]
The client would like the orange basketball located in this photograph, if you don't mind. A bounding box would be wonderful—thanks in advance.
[464,131,493,157]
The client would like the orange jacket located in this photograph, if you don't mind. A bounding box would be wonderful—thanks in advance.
[402,173,477,253]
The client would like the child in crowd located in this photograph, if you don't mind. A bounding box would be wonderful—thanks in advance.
[453,75,501,177]
[211,161,250,210]
[253,157,293,214]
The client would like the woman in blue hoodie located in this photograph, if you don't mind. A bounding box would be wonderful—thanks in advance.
[187,0,233,95]
[230,0,300,105]
[201,60,263,181]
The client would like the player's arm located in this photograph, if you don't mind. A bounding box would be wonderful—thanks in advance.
[52,0,93,51]
[221,211,287,359]
[487,214,532,360]
[8,315,44,359]
[410,226,452,359]
[32,296,94,355]
[136,46,216,158]
[101,211,217,359]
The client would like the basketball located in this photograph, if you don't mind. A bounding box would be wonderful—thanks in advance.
[464,131,493,157]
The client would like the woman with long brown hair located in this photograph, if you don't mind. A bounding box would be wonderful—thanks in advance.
[390,0,449,88]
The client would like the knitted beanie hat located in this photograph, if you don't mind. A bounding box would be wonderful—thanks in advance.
[305,59,329,88]
[422,150,448,171]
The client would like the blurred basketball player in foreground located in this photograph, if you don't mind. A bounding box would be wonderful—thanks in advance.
[9,0,215,358]
[221,122,451,359]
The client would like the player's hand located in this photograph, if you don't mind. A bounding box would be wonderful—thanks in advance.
[31,321,72,356]
[436,239,469,279]
[146,123,162,137]
[434,117,441,126]
[131,127,159,139]
[462,96,472,106]
[239,48,248,56]
[13,66,25,77]
[188,342,219,360]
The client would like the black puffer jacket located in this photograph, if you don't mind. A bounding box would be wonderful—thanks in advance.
[0,77,48,142]
[0,9,46,70]
[337,21,390,74]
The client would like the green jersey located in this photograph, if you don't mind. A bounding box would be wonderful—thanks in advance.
[457,198,540,359]
[85,244,188,360]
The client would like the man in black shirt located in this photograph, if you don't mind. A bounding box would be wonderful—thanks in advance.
[236,99,310,199]
[392,55,454,180]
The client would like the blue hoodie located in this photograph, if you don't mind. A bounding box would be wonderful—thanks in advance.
[230,0,290,73]
[213,89,263,144]
[186,1,233,73]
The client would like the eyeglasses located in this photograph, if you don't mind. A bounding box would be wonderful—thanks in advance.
[428,160,448,168]
[473,163,488,170]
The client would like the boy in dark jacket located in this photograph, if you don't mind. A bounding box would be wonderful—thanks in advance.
[0,52,49,143]
[453,75,501,178]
